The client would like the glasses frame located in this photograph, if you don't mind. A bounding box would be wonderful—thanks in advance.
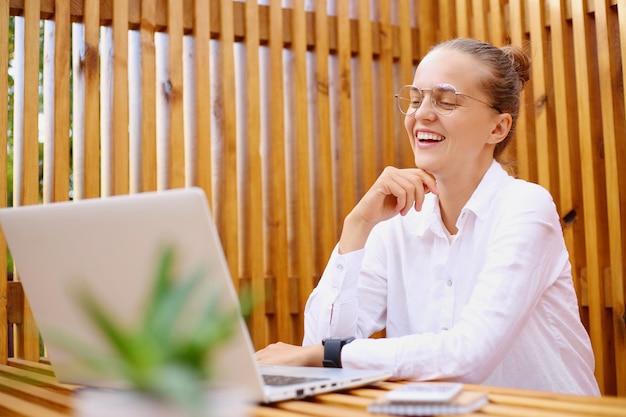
[394,84,502,115]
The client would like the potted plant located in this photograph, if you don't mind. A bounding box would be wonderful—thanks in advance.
[61,245,251,417]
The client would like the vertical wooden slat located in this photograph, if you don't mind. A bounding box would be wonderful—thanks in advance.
[82,0,100,199]
[571,0,608,394]
[52,0,69,203]
[112,0,129,196]
[140,0,157,193]
[593,0,625,396]
[439,0,456,40]
[615,0,626,396]
[397,0,414,169]
[43,21,55,204]
[527,1,554,192]
[0,0,9,365]
[488,0,505,45]
[167,0,184,189]
[455,0,470,39]
[416,0,434,57]
[243,0,266,350]
[215,0,239,291]
[267,0,290,343]
[291,0,313,342]
[472,0,488,41]
[378,0,394,169]
[507,0,533,182]
[546,0,582,321]
[194,0,211,199]
[17,0,41,361]
[313,0,336,273]
[358,0,375,189]
[336,0,354,218]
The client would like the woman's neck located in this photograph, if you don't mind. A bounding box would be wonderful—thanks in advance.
[436,160,493,234]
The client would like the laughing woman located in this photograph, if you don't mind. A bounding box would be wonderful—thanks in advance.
[255,38,599,396]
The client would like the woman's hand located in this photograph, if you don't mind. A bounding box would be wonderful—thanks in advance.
[339,167,438,253]
[255,342,324,367]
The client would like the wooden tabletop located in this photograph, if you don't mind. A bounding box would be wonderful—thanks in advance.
[1,358,625,417]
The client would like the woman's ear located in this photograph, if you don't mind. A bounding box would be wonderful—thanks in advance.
[488,113,513,144]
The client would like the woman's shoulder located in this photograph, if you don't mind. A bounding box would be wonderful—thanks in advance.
[495,176,559,218]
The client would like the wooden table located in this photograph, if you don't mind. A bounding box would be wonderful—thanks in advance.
[1,358,625,417]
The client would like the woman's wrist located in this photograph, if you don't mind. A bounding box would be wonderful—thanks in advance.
[338,212,376,254]
[303,344,325,367]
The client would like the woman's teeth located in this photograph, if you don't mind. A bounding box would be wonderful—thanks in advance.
[417,132,444,142]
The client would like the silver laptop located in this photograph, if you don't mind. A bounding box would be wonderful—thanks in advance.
[0,187,390,403]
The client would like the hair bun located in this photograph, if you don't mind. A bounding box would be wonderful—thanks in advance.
[502,44,531,86]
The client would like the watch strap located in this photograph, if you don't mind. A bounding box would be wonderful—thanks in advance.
[322,337,355,368]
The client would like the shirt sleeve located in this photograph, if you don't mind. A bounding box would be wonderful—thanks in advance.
[302,243,390,345]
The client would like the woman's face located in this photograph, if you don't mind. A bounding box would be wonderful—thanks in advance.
[405,48,506,181]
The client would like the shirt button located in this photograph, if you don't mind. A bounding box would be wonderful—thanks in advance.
[336,264,344,271]
[446,280,453,287]
[441,327,449,331]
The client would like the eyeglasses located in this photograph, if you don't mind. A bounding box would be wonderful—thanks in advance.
[395,84,502,115]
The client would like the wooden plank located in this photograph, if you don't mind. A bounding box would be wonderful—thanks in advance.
[17,0,42,361]
[0,374,71,411]
[212,0,239,295]
[276,400,372,417]
[336,0,354,219]
[0,391,70,417]
[570,0,608,394]
[140,0,157,192]
[0,0,9,365]
[397,0,414,169]
[439,0,456,40]
[546,0,584,323]
[455,0,470,38]
[417,0,435,56]
[489,0,505,45]
[291,0,313,341]
[193,0,211,198]
[593,0,625,396]
[378,1,394,169]
[243,0,266,350]
[112,0,129,196]
[267,0,290,343]
[615,0,626,398]
[358,0,375,188]
[7,358,54,376]
[472,0,488,41]
[507,0,531,181]
[52,0,70,203]
[167,0,184,189]
[0,364,75,394]
[313,0,336,274]
[82,0,101,199]
[528,0,554,192]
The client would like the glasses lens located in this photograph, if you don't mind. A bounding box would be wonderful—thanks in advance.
[397,86,423,115]
[432,85,458,114]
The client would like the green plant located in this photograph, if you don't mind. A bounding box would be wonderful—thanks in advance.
[64,245,246,415]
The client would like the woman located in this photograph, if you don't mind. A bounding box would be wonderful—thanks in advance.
[256,38,599,396]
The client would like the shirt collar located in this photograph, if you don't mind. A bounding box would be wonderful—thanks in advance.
[407,160,512,236]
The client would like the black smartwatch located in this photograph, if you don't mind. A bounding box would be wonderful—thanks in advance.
[322,337,355,368]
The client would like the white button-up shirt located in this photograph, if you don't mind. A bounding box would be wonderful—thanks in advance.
[303,161,599,396]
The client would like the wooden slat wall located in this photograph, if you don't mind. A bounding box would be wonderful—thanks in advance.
[2,0,625,396]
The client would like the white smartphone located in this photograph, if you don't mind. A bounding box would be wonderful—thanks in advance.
[385,382,463,403]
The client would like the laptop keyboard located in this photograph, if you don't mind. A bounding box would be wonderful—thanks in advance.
[262,374,327,387]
